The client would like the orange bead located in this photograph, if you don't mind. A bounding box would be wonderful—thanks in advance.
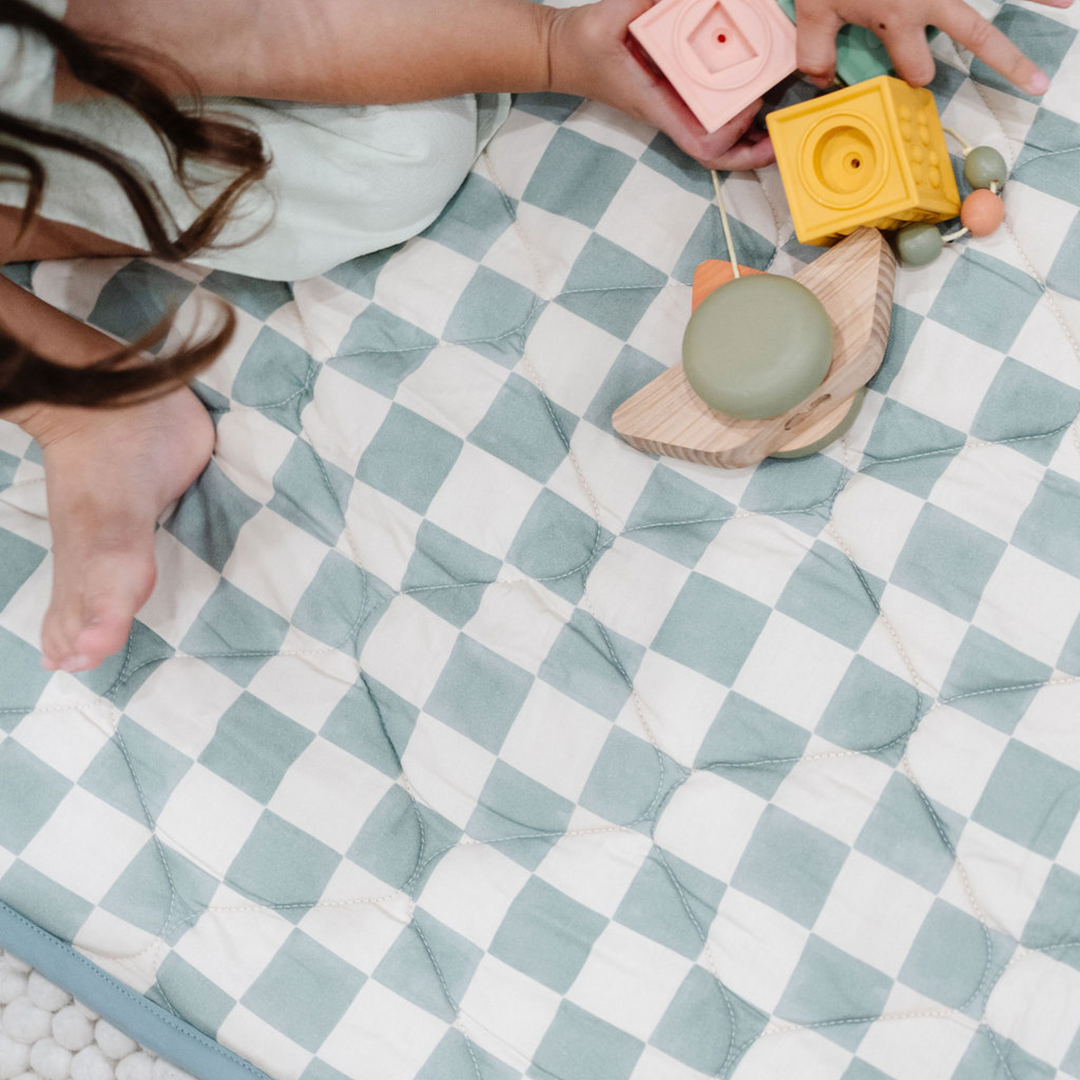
[961,189,1004,237]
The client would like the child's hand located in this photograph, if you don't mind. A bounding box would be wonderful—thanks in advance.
[547,0,775,171]
[795,0,1072,95]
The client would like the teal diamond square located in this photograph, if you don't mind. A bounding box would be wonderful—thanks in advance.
[1023,865,1080,971]
[777,541,885,651]
[417,1029,518,1080]
[557,234,667,340]
[292,551,376,651]
[1048,212,1080,301]
[1066,1028,1080,1080]
[0,627,51,731]
[731,806,849,928]
[583,345,665,436]
[672,205,774,285]
[522,128,635,228]
[952,1031,1055,1080]
[1013,470,1080,577]
[892,504,1006,621]
[971,7,1076,101]
[268,439,352,547]
[75,619,175,711]
[88,262,194,352]
[1060,612,1080,677]
[855,773,963,893]
[867,305,923,396]
[373,909,482,1021]
[513,92,583,123]
[0,526,45,609]
[80,715,193,824]
[580,726,683,828]
[0,447,19,489]
[300,1062,354,1080]
[641,134,715,198]
[227,810,342,921]
[100,840,217,943]
[0,862,92,942]
[201,271,291,321]
[0,740,70,854]
[425,634,533,754]
[817,656,923,760]
[538,609,645,721]
[776,935,892,1050]
[624,466,733,569]
[356,404,462,515]
[972,739,1080,858]
[928,251,1041,353]
[898,899,1015,1013]
[421,172,514,262]
[842,1061,896,1080]
[970,357,1080,463]
[179,579,289,687]
[506,488,613,604]
[489,876,608,992]
[329,303,438,397]
[468,372,577,482]
[242,928,366,1052]
[650,965,767,1074]
[402,521,501,629]
[232,326,315,433]
[154,951,236,1037]
[444,268,540,366]
[529,1000,644,1080]
[164,459,261,573]
[347,785,460,892]
[324,244,400,300]
[861,400,964,497]
[614,848,725,960]
[940,627,1052,734]
[198,692,313,803]
[321,675,418,779]
[651,573,771,686]
[695,693,811,799]
[1015,108,1080,205]
[739,455,843,536]
[467,760,575,870]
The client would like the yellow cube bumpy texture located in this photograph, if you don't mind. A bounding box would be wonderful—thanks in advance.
[766,75,961,245]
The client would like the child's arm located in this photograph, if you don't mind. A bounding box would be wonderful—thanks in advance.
[794,0,1072,94]
[59,0,773,171]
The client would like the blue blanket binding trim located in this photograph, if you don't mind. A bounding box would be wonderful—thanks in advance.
[0,899,272,1080]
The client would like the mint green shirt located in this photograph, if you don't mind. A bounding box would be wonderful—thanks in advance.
[0,2,509,279]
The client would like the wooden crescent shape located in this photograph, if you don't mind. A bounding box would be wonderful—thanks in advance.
[611,227,897,469]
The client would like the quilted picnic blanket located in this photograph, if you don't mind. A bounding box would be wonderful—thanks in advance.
[2,4,1080,1079]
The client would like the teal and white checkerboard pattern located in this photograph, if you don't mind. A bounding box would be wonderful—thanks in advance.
[3,4,1080,1078]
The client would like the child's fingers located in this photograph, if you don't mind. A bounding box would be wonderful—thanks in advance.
[793,3,843,85]
[711,134,776,171]
[877,25,937,86]
[936,0,1050,94]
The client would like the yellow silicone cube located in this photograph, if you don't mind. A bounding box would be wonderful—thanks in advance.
[766,75,961,246]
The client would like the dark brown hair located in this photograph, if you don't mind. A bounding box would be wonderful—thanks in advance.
[0,0,271,409]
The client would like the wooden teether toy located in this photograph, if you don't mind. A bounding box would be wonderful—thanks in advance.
[612,221,897,469]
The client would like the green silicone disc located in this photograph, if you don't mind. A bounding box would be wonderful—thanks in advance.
[682,274,833,421]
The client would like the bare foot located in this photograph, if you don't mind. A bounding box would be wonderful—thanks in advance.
[18,387,214,673]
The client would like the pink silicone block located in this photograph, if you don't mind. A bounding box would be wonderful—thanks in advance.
[630,0,797,133]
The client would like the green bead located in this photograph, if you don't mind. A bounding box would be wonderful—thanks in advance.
[682,274,833,421]
[964,146,1008,190]
[896,222,943,267]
